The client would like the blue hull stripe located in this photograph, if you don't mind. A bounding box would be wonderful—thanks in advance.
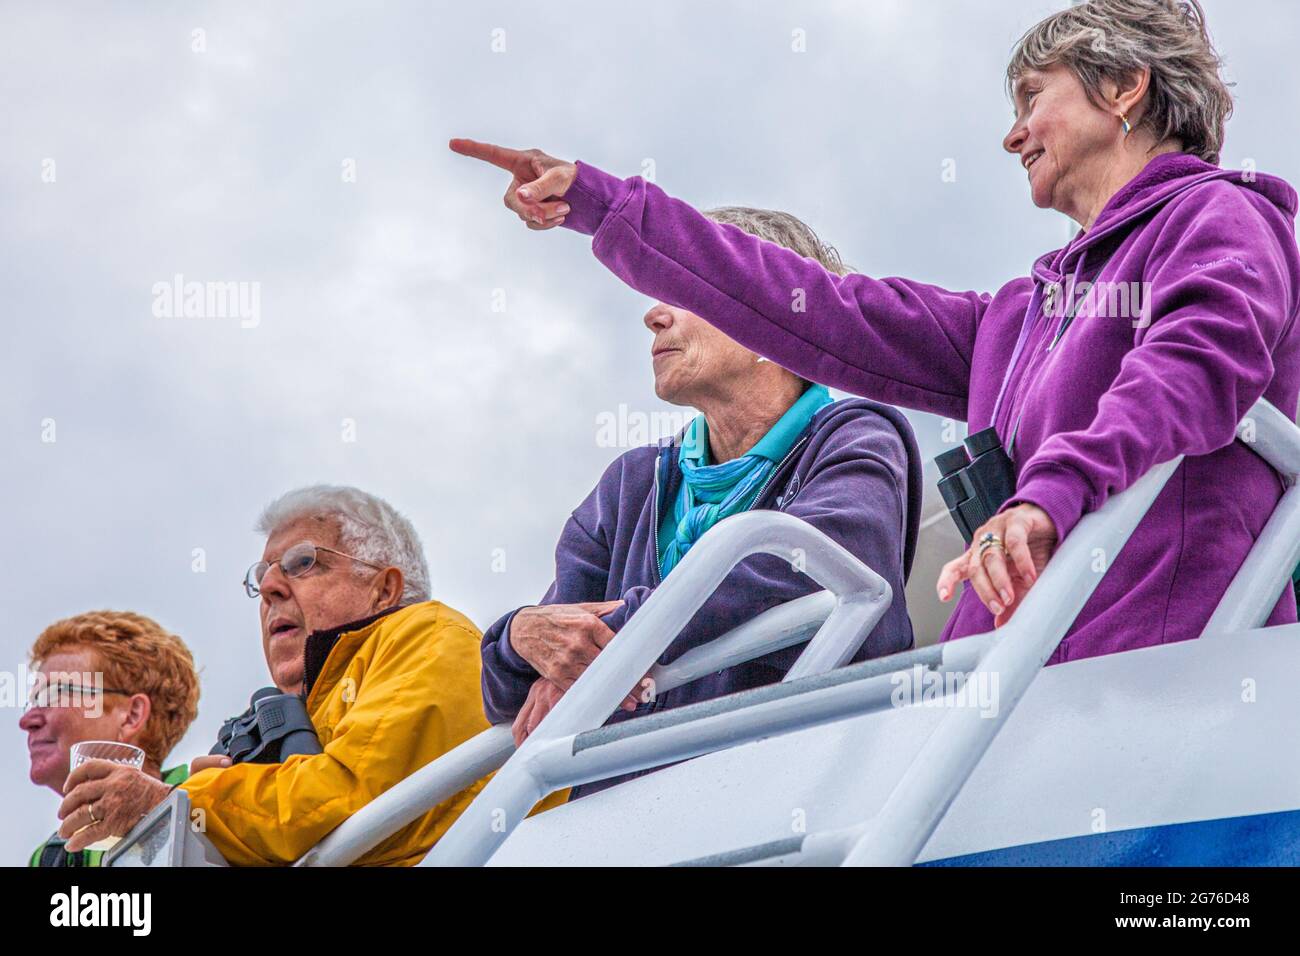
[921,808,1300,866]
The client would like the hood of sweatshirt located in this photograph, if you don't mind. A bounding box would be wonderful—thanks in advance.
[1031,151,1298,286]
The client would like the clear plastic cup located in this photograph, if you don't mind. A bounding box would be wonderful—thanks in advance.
[69,740,146,852]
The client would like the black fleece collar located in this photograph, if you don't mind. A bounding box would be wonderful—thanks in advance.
[301,604,405,698]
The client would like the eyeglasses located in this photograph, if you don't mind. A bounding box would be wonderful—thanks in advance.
[24,682,133,713]
[243,542,386,598]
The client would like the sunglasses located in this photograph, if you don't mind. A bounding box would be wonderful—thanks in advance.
[243,542,386,598]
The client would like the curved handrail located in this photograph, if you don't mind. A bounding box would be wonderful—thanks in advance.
[840,455,1182,866]
[421,510,892,867]
[658,402,1290,868]
[294,724,515,867]
[1205,399,1300,634]
[296,590,837,866]
[659,450,1184,868]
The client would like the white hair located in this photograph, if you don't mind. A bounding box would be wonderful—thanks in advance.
[255,484,431,604]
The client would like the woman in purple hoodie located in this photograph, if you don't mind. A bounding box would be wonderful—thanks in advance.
[453,0,1300,664]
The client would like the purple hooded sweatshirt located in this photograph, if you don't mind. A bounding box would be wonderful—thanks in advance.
[556,152,1300,663]
[482,398,922,796]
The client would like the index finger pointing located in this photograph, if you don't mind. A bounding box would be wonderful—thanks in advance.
[449,138,526,172]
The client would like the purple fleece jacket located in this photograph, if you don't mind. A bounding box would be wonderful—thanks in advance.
[482,398,922,796]
[557,153,1300,663]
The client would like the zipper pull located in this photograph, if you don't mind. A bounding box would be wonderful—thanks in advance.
[1041,282,1059,316]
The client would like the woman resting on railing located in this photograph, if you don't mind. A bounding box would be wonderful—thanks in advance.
[481,207,922,798]
[452,0,1300,663]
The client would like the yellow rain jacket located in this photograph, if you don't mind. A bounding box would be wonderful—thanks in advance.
[182,601,495,866]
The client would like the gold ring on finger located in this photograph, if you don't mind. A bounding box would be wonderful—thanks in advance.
[978,533,1007,560]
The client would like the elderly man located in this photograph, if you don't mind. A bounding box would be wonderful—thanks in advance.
[22,610,200,866]
[58,485,494,866]
[481,207,922,798]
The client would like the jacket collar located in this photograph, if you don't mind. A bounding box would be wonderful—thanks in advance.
[660,398,920,583]
[1030,151,1297,285]
[657,402,830,499]
[301,605,405,698]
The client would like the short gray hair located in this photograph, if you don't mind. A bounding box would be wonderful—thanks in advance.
[703,207,847,390]
[255,484,431,604]
[703,206,850,276]
[1006,0,1234,164]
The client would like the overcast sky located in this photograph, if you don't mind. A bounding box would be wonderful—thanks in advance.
[3,0,1296,863]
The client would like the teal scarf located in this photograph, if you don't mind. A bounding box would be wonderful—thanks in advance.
[659,385,833,577]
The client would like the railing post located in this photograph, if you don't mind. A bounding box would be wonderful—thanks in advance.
[841,457,1181,866]
[423,510,891,867]
[1205,399,1300,635]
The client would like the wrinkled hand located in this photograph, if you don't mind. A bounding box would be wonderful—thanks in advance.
[509,600,637,697]
[512,678,566,746]
[449,138,577,230]
[512,672,656,748]
[189,754,232,775]
[58,761,172,852]
[936,503,1058,627]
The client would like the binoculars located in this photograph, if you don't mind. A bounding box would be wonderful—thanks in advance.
[211,687,323,764]
[935,426,1018,546]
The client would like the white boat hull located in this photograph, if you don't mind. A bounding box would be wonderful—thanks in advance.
[491,624,1300,865]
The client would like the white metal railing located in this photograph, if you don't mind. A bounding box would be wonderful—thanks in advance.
[113,402,1296,868]
[421,510,894,866]
[672,397,1300,867]
[426,411,1199,866]
[664,454,1181,867]
[295,724,516,867]
[297,590,839,866]
[467,451,1174,868]
[838,455,1180,865]
[1204,399,1300,634]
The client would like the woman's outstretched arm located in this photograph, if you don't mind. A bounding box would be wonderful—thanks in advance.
[450,140,991,421]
